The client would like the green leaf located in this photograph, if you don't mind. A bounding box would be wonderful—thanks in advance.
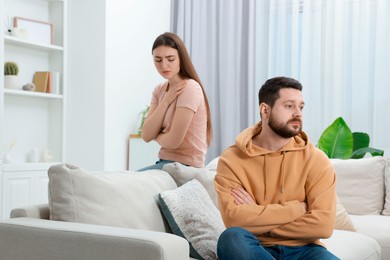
[317,117,353,159]
[352,132,369,152]
[137,105,150,135]
[318,117,385,159]
[351,147,385,159]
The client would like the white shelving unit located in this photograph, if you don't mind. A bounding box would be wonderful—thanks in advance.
[0,0,66,218]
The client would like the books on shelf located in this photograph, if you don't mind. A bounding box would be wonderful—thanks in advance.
[33,71,60,94]
[33,71,49,92]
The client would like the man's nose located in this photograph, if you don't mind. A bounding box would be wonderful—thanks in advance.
[293,108,302,117]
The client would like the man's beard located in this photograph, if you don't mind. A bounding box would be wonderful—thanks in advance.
[268,114,302,138]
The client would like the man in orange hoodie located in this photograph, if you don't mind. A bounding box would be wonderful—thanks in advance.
[214,77,338,259]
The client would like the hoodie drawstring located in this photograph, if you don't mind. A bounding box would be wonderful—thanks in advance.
[264,151,287,200]
[280,151,286,193]
[263,155,267,201]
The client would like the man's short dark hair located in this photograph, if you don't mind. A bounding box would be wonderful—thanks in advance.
[258,76,303,106]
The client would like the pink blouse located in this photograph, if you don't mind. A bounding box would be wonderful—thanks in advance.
[150,79,207,167]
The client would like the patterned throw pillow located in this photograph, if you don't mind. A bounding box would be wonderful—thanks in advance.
[159,179,225,260]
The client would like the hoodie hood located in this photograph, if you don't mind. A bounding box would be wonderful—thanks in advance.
[236,121,309,157]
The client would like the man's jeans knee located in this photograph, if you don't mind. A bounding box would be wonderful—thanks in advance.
[217,227,340,260]
[217,227,274,260]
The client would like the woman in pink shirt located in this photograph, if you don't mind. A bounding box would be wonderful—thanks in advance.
[139,32,213,171]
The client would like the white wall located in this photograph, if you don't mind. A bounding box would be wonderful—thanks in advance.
[105,0,170,170]
[67,0,106,169]
[67,0,170,170]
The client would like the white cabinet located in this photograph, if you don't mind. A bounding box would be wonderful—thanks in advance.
[1,163,51,219]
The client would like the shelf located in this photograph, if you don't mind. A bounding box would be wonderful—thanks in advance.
[4,88,63,99]
[4,35,63,52]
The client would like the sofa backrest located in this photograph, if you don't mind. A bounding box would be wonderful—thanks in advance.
[48,164,177,233]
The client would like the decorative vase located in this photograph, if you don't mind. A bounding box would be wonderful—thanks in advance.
[3,152,11,163]
[42,149,53,162]
[4,75,20,89]
[30,148,40,163]
[11,27,28,39]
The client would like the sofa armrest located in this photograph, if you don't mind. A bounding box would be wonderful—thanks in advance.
[0,218,190,260]
[10,204,50,219]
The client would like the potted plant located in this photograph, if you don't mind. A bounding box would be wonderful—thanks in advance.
[4,61,20,89]
[137,105,150,136]
[317,117,384,159]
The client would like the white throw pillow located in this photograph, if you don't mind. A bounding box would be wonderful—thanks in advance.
[163,162,219,209]
[159,179,225,260]
[383,157,390,215]
[48,163,177,232]
[331,157,386,215]
[205,157,219,171]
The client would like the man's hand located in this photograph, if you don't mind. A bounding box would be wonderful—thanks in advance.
[231,187,255,205]
[232,187,307,214]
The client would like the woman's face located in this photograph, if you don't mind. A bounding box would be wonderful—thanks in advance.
[153,45,181,81]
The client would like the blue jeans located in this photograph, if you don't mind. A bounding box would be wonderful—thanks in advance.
[136,159,175,171]
[217,227,340,260]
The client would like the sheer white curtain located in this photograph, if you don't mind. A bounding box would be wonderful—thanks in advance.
[256,0,390,153]
[171,0,390,160]
[171,0,257,162]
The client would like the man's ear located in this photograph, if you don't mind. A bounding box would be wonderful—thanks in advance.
[260,103,269,119]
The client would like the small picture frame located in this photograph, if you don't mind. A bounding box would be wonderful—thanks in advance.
[13,17,53,45]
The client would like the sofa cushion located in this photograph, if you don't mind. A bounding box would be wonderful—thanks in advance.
[331,157,386,215]
[205,157,219,171]
[350,214,390,259]
[163,162,219,208]
[335,196,356,231]
[322,229,381,260]
[159,179,225,260]
[383,157,390,215]
[48,164,177,232]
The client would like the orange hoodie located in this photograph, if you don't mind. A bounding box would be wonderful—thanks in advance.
[214,122,336,247]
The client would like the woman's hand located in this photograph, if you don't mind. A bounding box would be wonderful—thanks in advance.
[142,80,187,143]
[162,81,186,105]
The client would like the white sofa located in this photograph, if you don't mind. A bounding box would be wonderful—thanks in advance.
[330,157,390,260]
[0,157,388,260]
